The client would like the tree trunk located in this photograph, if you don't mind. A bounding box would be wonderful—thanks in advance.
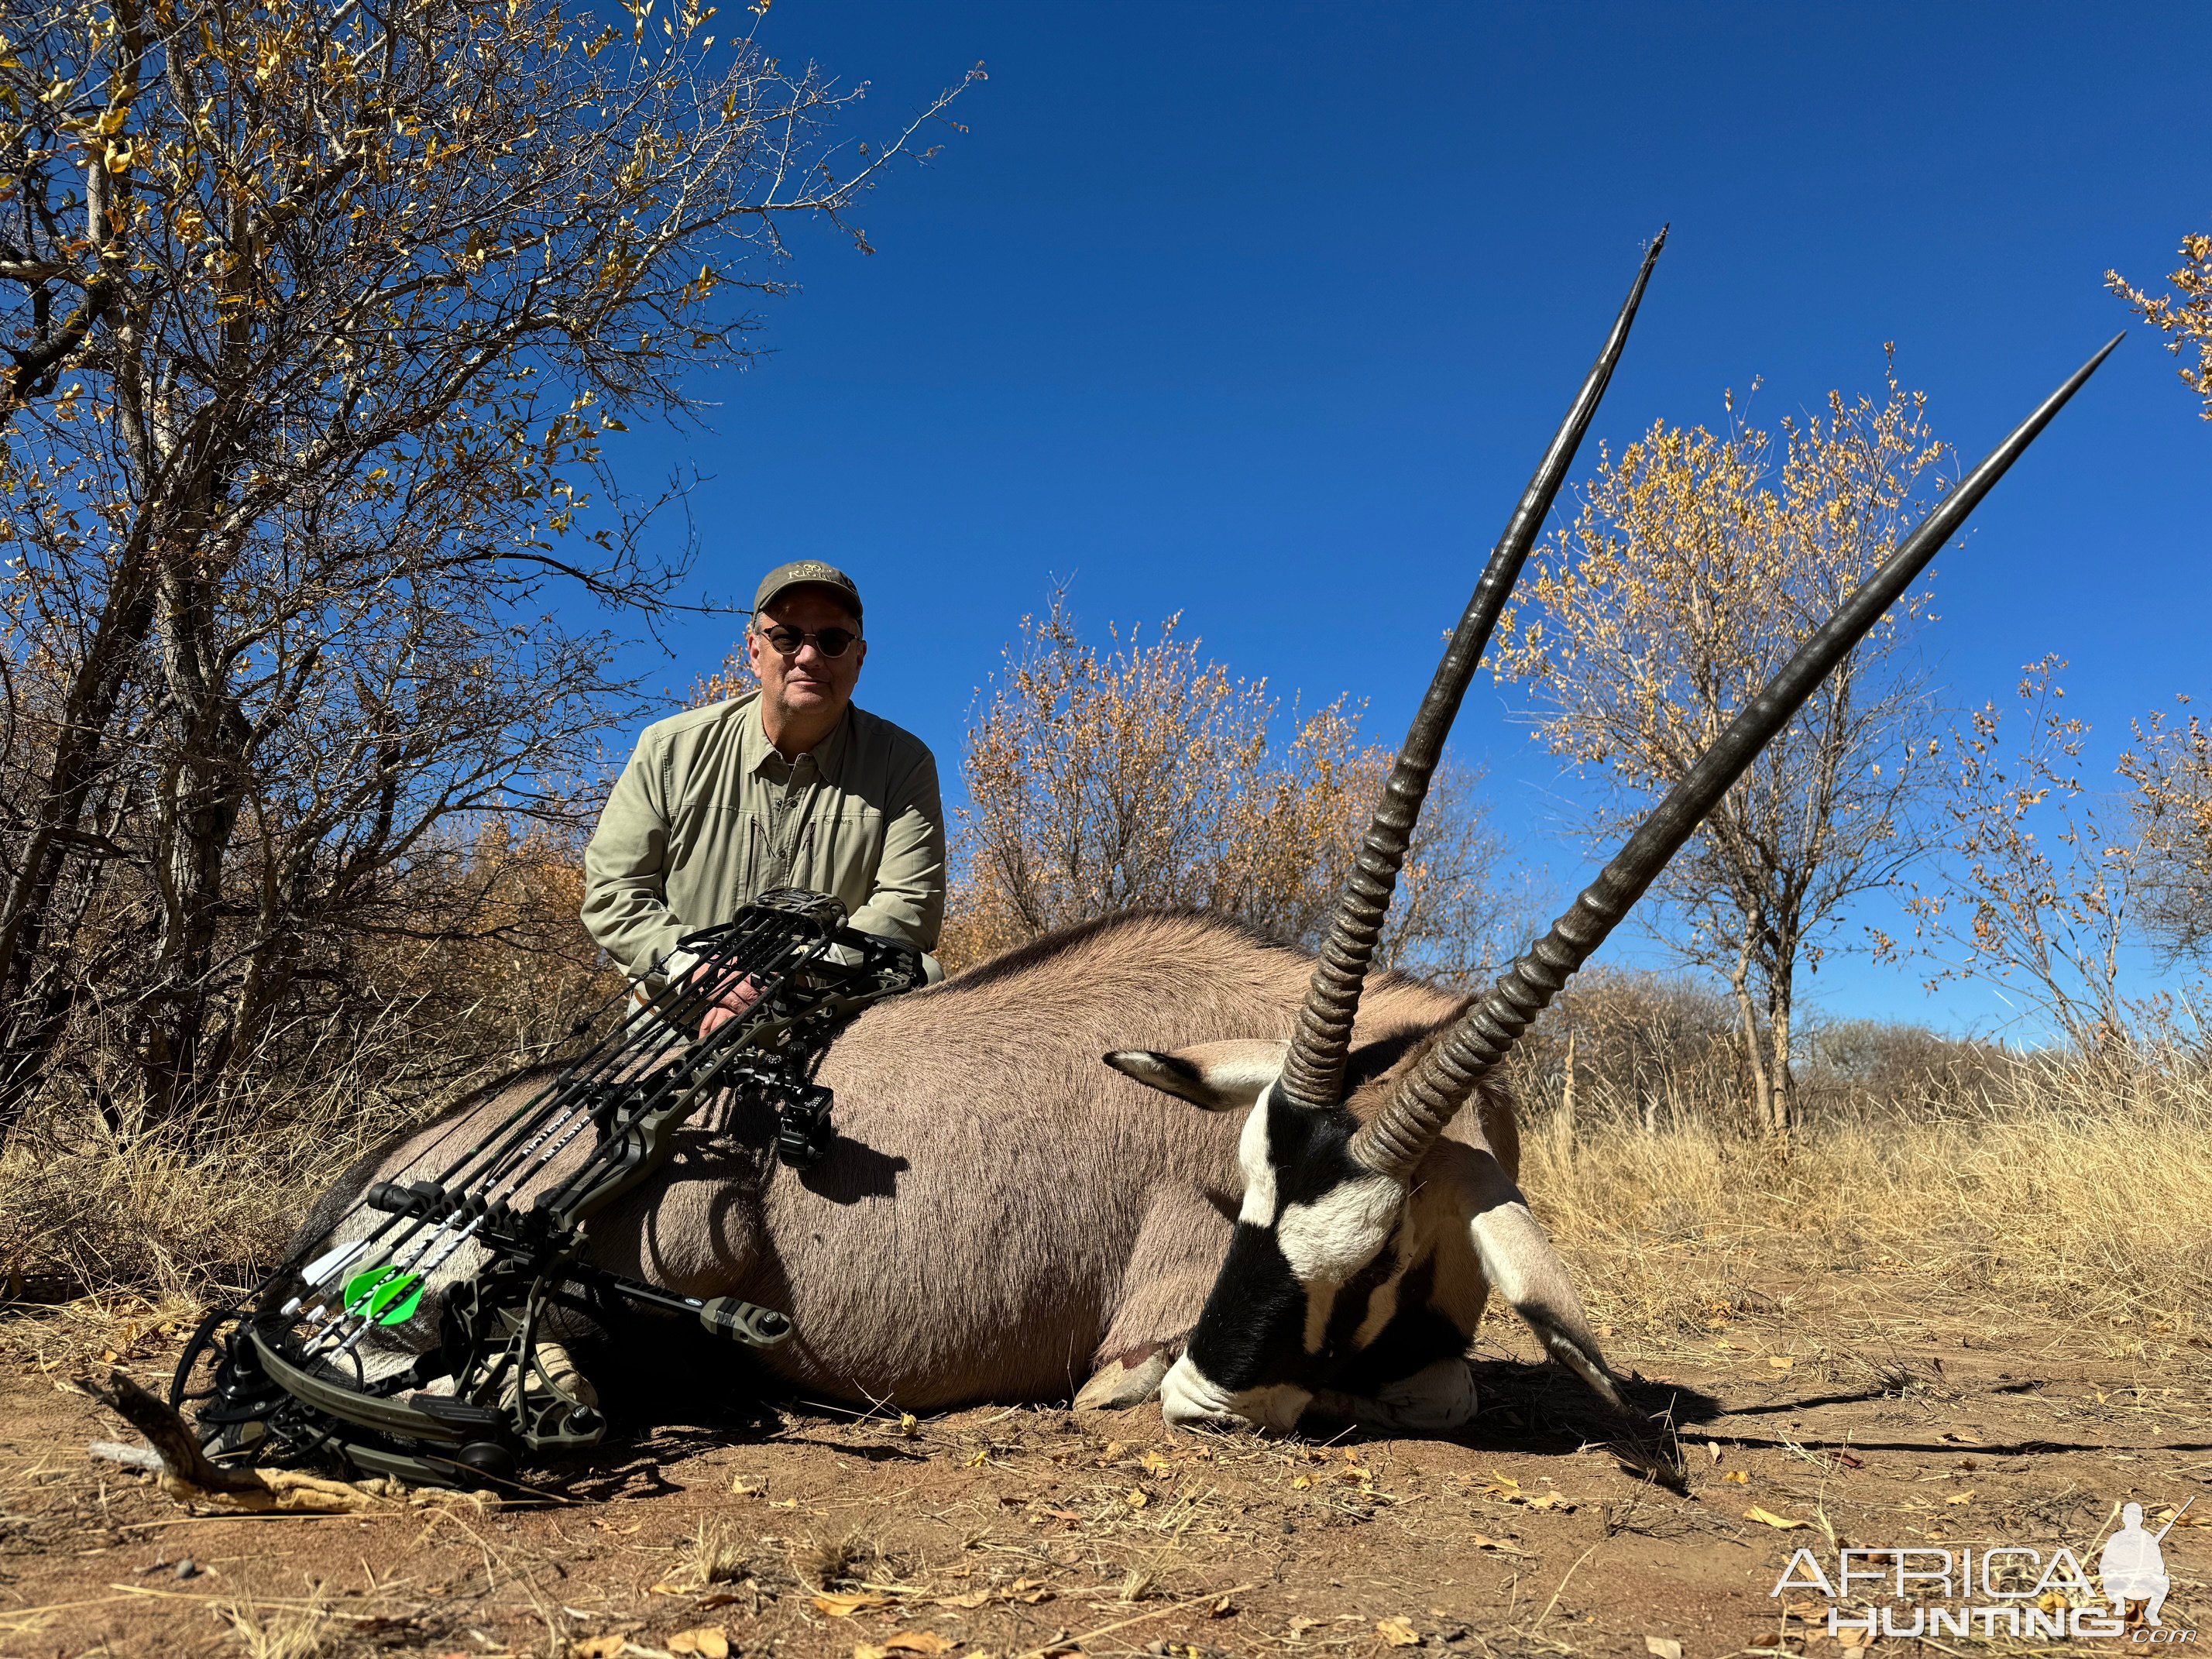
[1728,935,1773,1141]
[0,544,163,1138]
[141,557,256,1123]
[1766,967,1796,1152]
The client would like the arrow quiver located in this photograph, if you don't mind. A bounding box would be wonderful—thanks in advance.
[170,890,924,1487]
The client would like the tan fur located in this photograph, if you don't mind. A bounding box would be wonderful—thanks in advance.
[328,914,1502,1412]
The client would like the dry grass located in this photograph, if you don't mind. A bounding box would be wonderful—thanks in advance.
[0,1101,396,1296]
[1527,1042,2212,1350]
[217,1594,331,1659]
[788,1524,881,1592]
[668,1517,755,1591]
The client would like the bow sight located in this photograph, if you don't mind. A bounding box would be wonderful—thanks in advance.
[171,890,925,1486]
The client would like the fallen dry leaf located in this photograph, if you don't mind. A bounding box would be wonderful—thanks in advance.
[1376,1616,1423,1647]
[1475,1471,1572,1510]
[668,1628,730,1659]
[1645,1638,1684,1659]
[938,1589,993,1610]
[1468,1534,1522,1554]
[1767,1355,1795,1371]
[1835,1625,1874,1649]
[814,1592,892,1618]
[1124,1488,1149,1509]
[1946,1490,1976,1505]
[1141,1449,1172,1475]
[1744,1506,1810,1530]
[862,1634,954,1657]
[1707,1442,1723,1465]
[569,1638,626,1659]
[1209,1595,1237,1618]
[1723,1471,1750,1485]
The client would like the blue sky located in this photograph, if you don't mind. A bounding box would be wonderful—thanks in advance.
[596,2,2210,1032]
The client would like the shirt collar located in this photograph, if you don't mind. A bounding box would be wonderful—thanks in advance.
[745,696,854,782]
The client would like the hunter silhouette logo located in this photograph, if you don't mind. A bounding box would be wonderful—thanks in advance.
[2103,1501,2186,1628]
[1771,1497,2197,1642]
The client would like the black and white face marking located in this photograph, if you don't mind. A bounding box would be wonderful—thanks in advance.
[1164,1077,1413,1427]
[1107,1039,1433,1432]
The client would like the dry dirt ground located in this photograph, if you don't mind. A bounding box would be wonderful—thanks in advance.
[1,1287,2207,1659]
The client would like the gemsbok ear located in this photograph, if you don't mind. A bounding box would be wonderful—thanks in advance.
[1102,1040,1288,1112]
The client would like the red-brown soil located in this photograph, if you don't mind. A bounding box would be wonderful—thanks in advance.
[2,1293,2206,1659]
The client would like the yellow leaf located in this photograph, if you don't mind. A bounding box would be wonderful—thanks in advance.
[571,1637,627,1659]
[668,1628,730,1658]
[1290,1475,1313,1490]
[1376,1616,1423,1647]
[814,1592,891,1618]
[1141,1449,1172,1475]
[1645,1639,1684,1659]
[1124,1488,1149,1508]
[1767,1355,1794,1371]
[1946,1490,1975,1505]
[1744,1506,1809,1530]
[878,1636,954,1655]
[1723,1471,1750,1485]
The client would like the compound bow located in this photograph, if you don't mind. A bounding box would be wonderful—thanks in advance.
[170,889,925,1486]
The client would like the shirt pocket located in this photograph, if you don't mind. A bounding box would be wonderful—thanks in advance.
[805,804,885,912]
[666,805,768,927]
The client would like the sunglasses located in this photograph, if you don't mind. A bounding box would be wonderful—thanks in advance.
[755,623,861,660]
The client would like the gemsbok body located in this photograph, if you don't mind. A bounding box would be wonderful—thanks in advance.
[292,230,2117,1444]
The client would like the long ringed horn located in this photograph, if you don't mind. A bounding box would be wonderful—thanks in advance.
[1274,228,1671,1110]
[1350,333,2124,1177]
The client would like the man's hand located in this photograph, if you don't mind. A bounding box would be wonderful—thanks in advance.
[692,966,762,1040]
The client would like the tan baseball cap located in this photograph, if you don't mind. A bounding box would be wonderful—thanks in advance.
[753,560,863,621]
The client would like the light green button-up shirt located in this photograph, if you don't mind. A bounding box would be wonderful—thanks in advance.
[581,692,946,983]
